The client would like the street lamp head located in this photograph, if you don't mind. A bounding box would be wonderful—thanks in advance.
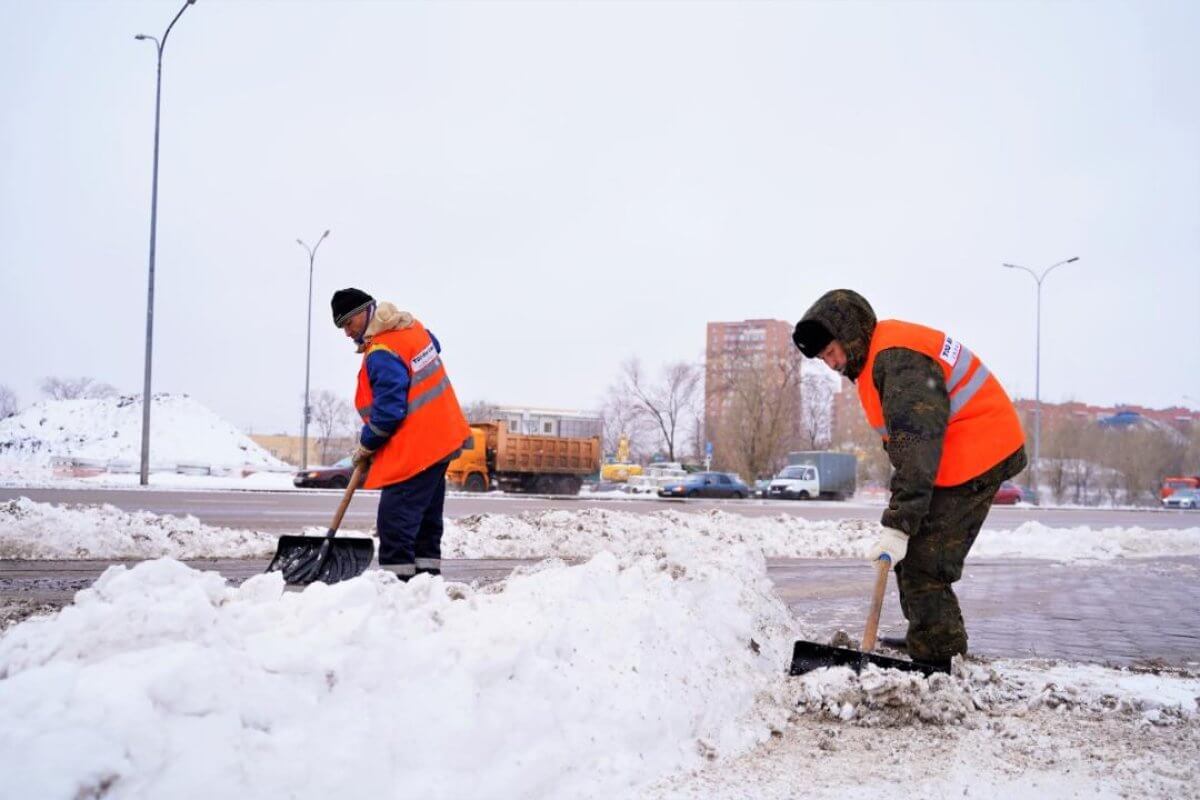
[1066,257,1080,263]
[1001,263,1019,269]
[321,229,331,239]
[296,238,305,247]
[134,34,149,40]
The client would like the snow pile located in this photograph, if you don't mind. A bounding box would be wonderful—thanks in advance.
[5,500,1200,562]
[971,520,1200,560]
[0,394,287,472]
[445,508,1200,562]
[0,536,795,798]
[448,509,879,560]
[0,497,279,559]
[790,659,1200,728]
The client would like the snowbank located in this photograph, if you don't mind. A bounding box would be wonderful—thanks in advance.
[4,500,1200,562]
[446,508,1200,562]
[0,498,280,560]
[0,394,288,472]
[0,530,795,799]
[1,504,1198,799]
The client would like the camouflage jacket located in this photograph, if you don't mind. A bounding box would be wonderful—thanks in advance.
[796,290,964,536]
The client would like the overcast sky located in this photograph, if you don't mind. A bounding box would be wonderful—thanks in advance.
[2,0,1197,435]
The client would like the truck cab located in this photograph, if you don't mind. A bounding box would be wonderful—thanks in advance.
[446,426,492,492]
[767,464,820,500]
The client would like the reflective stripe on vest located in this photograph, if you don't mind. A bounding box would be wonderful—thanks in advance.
[408,374,451,414]
[858,319,1025,487]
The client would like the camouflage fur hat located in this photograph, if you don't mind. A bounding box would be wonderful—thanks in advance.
[793,289,877,382]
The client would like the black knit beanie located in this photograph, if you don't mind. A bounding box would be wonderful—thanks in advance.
[792,319,834,358]
[331,288,374,327]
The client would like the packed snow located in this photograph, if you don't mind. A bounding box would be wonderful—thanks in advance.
[0,531,795,799]
[0,394,289,475]
[0,501,1197,799]
[3,499,1199,563]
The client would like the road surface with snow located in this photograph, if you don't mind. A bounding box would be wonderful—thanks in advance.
[0,485,1190,531]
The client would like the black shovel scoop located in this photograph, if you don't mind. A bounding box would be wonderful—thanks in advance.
[266,461,375,586]
[789,555,949,677]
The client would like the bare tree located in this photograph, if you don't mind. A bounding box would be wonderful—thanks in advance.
[799,372,833,450]
[462,400,500,424]
[0,385,17,418]
[829,376,892,489]
[601,383,654,461]
[40,376,117,400]
[310,390,358,465]
[611,358,701,463]
[711,352,803,481]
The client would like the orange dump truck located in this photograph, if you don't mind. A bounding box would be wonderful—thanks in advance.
[446,422,601,495]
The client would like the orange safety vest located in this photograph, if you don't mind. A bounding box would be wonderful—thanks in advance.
[857,320,1025,487]
[355,320,471,489]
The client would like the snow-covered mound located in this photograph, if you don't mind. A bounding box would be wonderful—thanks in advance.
[0,394,287,471]
[0,498,279,560]
[1,509,1197,799]
[0,535,795,799]
[4,500,1200,562]
[445,508,1200,562]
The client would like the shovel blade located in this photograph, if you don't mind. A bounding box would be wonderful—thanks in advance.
[266,535,375,587]
[789,640,948,677]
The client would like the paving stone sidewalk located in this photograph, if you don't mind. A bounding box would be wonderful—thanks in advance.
[773,556,1200,668]
[3,556,1198,668]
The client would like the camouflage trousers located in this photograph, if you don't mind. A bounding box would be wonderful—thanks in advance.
[894,447,1028,663]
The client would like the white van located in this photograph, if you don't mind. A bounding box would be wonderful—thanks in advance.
[767,464,820,500]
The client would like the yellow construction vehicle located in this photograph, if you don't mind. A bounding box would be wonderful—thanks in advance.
[600,434,643,482]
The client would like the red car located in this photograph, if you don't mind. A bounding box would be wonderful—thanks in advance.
[991,481,1024,505]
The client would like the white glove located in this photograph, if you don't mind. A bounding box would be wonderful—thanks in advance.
[868,527,909,565]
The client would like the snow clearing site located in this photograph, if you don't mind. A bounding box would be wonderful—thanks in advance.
[1,499,1198,799]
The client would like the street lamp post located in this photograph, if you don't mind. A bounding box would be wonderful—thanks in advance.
[1001,256,1080,491]
[135,0,197,487]
[298,230,331,470]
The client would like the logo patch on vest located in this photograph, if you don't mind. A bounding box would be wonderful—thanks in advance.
[411,343,438,373]
[939,336,962,366]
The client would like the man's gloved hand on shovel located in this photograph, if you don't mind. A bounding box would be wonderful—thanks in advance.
[351,445,375,467]
[868,527,909,565]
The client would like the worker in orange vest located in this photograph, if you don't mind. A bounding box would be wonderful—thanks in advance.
[331,288,471,581]
[793,289,1027,667]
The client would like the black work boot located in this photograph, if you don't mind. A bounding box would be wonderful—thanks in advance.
[877,636,908,651]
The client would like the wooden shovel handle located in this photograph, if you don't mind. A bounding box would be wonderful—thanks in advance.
[860,555,892,652]
[327,461,368,536]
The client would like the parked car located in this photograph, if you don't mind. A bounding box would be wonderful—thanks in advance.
[991,481,1038,505]
[992,481,1023,505]
[658,472,751,499]
[1162,488,1200,510]
[293,456,354,488]
[754,478,772,498]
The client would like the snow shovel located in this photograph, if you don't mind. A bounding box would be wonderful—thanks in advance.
[266,461,375,586]
[788,555,949,676]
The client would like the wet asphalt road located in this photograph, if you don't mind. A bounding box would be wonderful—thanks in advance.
[0,486,1192,532]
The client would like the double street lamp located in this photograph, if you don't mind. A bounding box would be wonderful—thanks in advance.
[134,0,197,486]
[298,230,331,470]
[1001,256,1080,490]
